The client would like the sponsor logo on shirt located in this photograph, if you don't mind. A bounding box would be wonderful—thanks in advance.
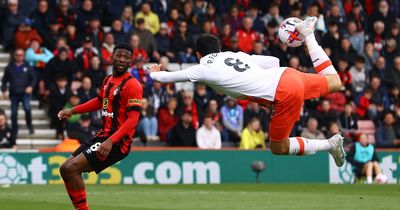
[128,99,142,106]
[102,110,114,118]
[103,98,109,109]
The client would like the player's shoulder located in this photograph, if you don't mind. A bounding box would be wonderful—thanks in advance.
[123,76,143,92]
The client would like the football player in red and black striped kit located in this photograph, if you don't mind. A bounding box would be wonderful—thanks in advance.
[58,43,143,210]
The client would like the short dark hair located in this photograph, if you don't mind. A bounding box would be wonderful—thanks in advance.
[114,42,133,54]
[195,34,221,57]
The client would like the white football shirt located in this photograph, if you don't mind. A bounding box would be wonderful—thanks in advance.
[150,51,286,103]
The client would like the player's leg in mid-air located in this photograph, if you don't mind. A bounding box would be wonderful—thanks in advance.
[59,147,93,210]
[268,16,345,167]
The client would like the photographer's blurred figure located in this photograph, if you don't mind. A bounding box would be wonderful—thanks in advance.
[346,134,383,184]
[196,115,221,149]
[240,118,266,150]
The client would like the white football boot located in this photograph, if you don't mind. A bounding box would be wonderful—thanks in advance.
[328,134,346,167]
[295,16,317,37]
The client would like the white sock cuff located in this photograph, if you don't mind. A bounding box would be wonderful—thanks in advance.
[288,137,301,155]
[309,46,336,75]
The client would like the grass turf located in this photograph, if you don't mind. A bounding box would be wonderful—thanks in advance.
[0,184,399,210]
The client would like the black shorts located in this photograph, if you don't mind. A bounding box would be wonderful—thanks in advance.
[72,136,130,174]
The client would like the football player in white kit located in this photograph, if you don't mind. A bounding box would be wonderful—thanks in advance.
[149,17,346,167]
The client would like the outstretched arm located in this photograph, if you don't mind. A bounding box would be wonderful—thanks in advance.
[149,64,205,83]
[250,55,280,69]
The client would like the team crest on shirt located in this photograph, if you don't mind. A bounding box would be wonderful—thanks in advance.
[128,99,142,106]
[103,98,109,109]
[113,87,120,96]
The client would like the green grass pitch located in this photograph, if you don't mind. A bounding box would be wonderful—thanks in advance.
[0,184,399,210]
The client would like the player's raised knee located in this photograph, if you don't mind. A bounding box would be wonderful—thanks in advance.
[326,74,342,93]
[270,141,289,155]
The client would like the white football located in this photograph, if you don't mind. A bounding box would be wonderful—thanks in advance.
[278,17,305,47]
[375,174,388,184]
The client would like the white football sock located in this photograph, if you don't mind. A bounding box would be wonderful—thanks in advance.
[288,137,332,155]
[306,34,337,75]
[367,176,373,184]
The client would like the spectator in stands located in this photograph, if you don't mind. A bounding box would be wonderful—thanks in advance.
[77,76,96,103]
[129,34,149,63]
[158,97,178,142]
[110,19,129,44]
[152,0,170,22]
[130,56,152,90]
[42,18,65,51]
[240,118,265,149]
[133,18,159,61]
[313,100,338,134]
[301,118,325,139]
[221,97,243,144]
[243,102,269,134]
[325,4,346,34]
[356,88,373,119]
[177,91,201,129]
[237,16,259,53]
[196,115,221,149]
[67,114,95,145]
[100,33,115,72]
[388,23,400,51]
[220,24,232,51]
[0,112,15,149]
[181,1,196,27]
[381,38,398,70]
[2,49,36,136]
[64,94,82,134]
[14,17,43,50]
[45,47,75,89]
[138,98,159,142]
[261,3,283,30]
[337,58,352,91]
[65,24,80,50]
[76,0,98,31]
[335,37,358,66]
[370,0,397,30]
[55,0,76,32]
[346,20,365,55]
[84,56,106,90]
[322,21,340,56]
[369,21,386,52]
[346,1,368,32]
[2,0,24,51]
[48,75,70,139]
[247,5,264,33]
[339,103,359,136]
[74,36,99,71]
[225,5,242,34]
[194,83,210,112]
[388,86,400,109]
[198,3,221,35]
[172,21,196,63]
[370,56,387,80]
[350,56,367,94]
[168,111,196,146]
[135,2,160,34]
[326,122,341,138]
[363,41,379,72]
[167,8,180,35]
[375,111,400,148]
[369,76,390,110]
[121,5,135,33]
[85,16,104,50]
[347,134,383,184]
[30,0,52,38]
[155,23,175,61]
[193,0,207,16]
[102,0,126,26]
[145,81,171,112]
[250,41,270,56]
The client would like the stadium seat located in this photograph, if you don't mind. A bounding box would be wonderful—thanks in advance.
[168,63,181,71]
[357,120,375,135]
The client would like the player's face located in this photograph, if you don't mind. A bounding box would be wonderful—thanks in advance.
[113,49,132,74]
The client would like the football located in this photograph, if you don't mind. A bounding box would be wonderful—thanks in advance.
[375,174,388,184]
[278,17,305,47]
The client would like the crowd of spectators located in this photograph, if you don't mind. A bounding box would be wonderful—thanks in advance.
[0,0,399,150]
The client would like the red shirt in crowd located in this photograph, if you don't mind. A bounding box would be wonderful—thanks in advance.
[157,107,178,142]
[237,29,259,53]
